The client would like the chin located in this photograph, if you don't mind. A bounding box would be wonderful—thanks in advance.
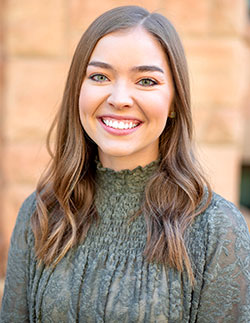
[99,145,138,158]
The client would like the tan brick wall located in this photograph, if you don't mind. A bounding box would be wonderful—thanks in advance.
[243,24,250,164]
[0,0,7,277]
[0,0,249,277]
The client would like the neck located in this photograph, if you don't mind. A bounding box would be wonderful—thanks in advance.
[98,148,159,171]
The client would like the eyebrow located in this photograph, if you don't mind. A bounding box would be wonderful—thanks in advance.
[131,65,164,74]
[88,61,164,74]
[88,61,112,69]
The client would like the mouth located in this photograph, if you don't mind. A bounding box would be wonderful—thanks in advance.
[100,117,141,130]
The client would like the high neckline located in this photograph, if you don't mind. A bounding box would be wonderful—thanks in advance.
[95,159,159,194]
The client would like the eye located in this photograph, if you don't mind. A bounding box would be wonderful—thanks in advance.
[137,78,158,87]
[89,73,109,83]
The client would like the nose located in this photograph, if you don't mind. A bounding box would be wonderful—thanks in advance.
[107,81,133,109]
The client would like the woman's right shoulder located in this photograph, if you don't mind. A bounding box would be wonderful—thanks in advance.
[7,192,38,251]
[19,191,37,214]
[14,191,37,231]
[18,191,37,219]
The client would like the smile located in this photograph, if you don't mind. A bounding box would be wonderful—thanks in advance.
[101,118,140,130]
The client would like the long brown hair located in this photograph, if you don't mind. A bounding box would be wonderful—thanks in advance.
[31,6,212,282]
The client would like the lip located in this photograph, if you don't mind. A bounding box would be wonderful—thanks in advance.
[98,114,142,122]
[98,115,143,136]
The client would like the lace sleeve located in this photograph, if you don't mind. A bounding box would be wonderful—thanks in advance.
[197,198,250,323]
[0,193,36,323]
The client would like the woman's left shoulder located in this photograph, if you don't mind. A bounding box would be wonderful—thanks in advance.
[205,192,248,227]
[196,192,250,245]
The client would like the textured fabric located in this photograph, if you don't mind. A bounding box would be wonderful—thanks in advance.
[1,160,250,323]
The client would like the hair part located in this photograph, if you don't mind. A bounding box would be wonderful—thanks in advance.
[31,5,212,284]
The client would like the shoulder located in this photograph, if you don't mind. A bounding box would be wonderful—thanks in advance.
[189,192,250,255]
[19,191,37,213]
[192,192,250,259]
[16,191,37,225]
[191,192,246,233]
[10,192,37,246]
[202,192,248,234]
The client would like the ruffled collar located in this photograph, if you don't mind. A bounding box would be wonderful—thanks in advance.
[95,159,159,194]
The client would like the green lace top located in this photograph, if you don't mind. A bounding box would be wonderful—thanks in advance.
[1,161,250,322]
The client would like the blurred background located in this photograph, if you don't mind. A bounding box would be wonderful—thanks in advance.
[0,0,250,299]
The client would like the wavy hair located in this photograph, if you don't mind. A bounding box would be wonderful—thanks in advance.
[31,6,212,282]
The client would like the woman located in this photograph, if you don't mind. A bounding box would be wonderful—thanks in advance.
[1,6,250,323]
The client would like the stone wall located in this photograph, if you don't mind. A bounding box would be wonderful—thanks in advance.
[243,23,250,164]
[0,0,249,278]
[0,0,6,278]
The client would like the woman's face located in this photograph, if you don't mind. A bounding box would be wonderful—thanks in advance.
[79,27,174,170]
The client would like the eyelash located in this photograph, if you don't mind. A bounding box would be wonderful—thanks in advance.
[88,73,109,82]
[88,74,158,87]
[137,78,158,87]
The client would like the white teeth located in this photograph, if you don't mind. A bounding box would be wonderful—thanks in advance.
[102,119,138,130]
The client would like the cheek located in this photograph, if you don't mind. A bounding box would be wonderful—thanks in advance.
[78,87,92,133]
[79,83,107,117]
[147,103,170,137]
[143,91,172,117]
[79,84,92,116]
[147,103,170,125]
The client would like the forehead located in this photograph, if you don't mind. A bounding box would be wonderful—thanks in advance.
[88,27,169,68]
